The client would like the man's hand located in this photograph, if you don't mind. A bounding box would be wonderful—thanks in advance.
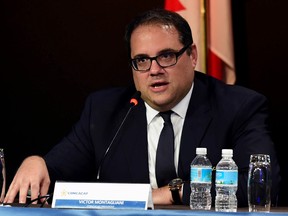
[4,155,50,204]
[152,185,174,205]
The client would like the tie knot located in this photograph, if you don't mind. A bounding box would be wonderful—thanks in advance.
[159,110,173,123]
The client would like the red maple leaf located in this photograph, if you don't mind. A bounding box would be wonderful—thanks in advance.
[164,0,186,11]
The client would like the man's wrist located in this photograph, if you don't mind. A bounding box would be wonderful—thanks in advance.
[168,178,183,204]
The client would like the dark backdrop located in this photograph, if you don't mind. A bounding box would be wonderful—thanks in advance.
[1,0,288,206]
[232,0,288,206]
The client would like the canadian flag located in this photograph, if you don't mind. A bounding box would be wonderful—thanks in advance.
[165,0,236,84]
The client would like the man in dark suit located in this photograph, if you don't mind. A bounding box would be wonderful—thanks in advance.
[4,8,280,207]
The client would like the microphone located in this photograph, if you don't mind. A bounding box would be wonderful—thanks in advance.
[96,91,141,180]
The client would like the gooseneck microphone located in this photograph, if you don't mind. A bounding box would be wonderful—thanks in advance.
[96,91,141,180]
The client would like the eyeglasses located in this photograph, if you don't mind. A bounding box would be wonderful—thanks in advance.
[24,193,53,207]
[130,43,192,72]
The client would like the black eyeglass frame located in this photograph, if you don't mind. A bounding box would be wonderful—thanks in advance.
[24,193,53,207]
[130,43,192,72]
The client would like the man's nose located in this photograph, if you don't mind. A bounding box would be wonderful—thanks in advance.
[149,59,163,73]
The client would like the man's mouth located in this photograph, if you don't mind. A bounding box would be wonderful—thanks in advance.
[151,82,168,88]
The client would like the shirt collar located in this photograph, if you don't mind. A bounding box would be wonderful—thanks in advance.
[145,82,194,124]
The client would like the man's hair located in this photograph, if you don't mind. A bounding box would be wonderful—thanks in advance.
[124,8,193,59]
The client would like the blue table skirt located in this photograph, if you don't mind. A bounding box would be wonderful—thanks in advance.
[1,206,288,216]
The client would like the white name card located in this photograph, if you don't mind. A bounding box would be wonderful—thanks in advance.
[51,181,154,210]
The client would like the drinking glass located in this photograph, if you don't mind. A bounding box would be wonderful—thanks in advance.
[0,148,6,204]
[248,154,271,212]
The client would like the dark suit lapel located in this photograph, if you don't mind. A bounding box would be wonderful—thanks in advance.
[178,75,213,178]
[121,100,150,182]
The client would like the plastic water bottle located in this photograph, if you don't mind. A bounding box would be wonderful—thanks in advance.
[190,147,212,210]
[215,149,238,212]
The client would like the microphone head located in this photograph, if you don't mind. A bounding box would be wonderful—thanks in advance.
[130,91,141,106]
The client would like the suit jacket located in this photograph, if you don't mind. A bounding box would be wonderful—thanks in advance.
[44,71,281,207]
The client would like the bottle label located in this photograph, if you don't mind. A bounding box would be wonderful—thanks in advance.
[190,167,212,183]
[215,170,238,185]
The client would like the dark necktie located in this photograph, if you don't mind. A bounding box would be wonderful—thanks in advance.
[155,111,177,187]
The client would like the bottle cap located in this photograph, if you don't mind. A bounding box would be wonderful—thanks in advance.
[222,149,233,157]
[196,147,207,155]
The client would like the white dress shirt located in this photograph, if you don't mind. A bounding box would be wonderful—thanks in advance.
[145,83,194,188]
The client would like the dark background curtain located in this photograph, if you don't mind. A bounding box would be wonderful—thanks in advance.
[1,0,288,206]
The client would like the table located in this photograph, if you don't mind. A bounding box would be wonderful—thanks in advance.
[1,205,288,216]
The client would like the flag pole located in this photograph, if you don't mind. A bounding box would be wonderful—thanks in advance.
[200,0,207,73]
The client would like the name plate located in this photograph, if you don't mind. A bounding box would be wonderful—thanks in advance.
[51,181,154,210]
